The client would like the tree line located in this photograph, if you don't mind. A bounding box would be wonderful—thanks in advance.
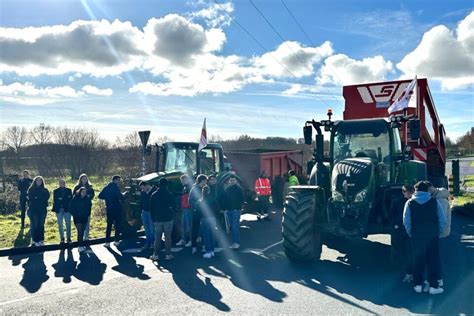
[1,124,472,179]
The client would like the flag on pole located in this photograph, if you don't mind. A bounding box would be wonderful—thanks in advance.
[388,76,417,114]
[198,118,207,152]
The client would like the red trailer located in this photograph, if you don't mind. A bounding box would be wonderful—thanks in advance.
[225,149,304,206]
[342,78,447,185]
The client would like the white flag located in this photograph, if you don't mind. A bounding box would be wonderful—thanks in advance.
[388,77,417,114]
[198,118,207,152]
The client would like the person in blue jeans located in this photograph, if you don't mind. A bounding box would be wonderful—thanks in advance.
[197,185,220,258]
[223,175,244,249]
[176,174,193,247]
[139,181,155,250]
[52,179,73,244]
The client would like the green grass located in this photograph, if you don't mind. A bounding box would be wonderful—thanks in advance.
[455,191,474,207]
[0,176,109,249]
[462,174,474,188]
[470,161,474,168]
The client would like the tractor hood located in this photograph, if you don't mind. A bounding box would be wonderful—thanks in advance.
[332,158,374,196]
[135,171,184,183]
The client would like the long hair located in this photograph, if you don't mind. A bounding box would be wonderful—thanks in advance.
[76,173,92,188]
[28,176,45,194]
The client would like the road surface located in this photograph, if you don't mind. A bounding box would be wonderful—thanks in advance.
[1,210,473,315]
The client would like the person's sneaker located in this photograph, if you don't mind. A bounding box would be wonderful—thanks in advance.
[438,279,444,287]
[150,254,159,261]
[196,237,202,243]
[176,239,186,246]
[104,242,111,247]
[211,251,215,257]
[229,243,237,249]
[78,246,86,253]
[423,281,430,293]
[192,247,197,254]
[402,274,413,283]
[413,285,422,293]
[165,254,174,260]
[39,241,45,246]
[67,239,72,244]
[185,241,192,247]
[203,252,213,259]
[429,287,444,295]
[233,243,240,250]
[202,246,206,253]
[60,239,65,244]
[113,241,121,247]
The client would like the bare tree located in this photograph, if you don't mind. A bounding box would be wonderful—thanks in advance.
[30,123,53,145]
[3,126,30,153]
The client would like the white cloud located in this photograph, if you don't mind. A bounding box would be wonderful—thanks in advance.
[190,1,234,28]
[254,41,333,78]
[397,11,474,91]
[0,82,84,105]
[317,54,394,85]
[82,85,113,96]
[130,54,267,96]
[0,19,145,76]
[143,14,226,68]
[0,82,113,105]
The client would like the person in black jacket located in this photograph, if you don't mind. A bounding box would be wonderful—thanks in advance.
[53,179,73,244]
[390,184,414,282]
[72,174,95,241]
[139,181,155,250]
[70,187,92,253]
[188,174,208,254]
[197,185,220,258]
[150,178,175,261]
[27,176,50,246]
[18,170,33,229]
[98,175,126,247]
[222,175,244,249]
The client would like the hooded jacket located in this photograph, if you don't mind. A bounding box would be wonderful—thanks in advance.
[403,191,447,238]
[432,188,451,238]
[52,187,73,213]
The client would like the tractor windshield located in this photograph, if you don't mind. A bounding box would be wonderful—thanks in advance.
[333,120,391,164]
[164,146,197,174]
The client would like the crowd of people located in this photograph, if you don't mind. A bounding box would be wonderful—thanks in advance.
[16,169,451,294]
[17,170,125,253]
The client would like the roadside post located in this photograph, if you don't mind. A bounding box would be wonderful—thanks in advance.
[138,131,151,176]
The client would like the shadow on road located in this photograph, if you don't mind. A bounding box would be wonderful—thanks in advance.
[52,249,76,283]
[106,246,150,280]
[73,249,107,285]
[19,252,49,293]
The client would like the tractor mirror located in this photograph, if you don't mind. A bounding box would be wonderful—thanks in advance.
[409,119,420,140]
[303,125,313,145]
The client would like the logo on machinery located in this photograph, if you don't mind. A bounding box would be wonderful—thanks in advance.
[357,82,411,108]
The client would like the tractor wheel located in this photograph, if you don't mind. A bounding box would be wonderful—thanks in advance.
[282,190,322,261]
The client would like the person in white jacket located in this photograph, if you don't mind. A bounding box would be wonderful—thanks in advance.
[429,185,451,288]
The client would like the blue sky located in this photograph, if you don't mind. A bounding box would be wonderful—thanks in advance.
[0,0,473,143]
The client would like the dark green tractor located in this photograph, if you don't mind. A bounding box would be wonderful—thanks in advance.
[123,142,234,234]
[282,112,427,261]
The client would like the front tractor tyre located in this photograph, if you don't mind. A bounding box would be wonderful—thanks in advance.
[282,189,323,261]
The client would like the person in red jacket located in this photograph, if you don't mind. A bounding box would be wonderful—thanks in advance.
[255,171,271,220]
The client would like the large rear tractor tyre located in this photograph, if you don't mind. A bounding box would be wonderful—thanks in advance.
[282,190,323,261]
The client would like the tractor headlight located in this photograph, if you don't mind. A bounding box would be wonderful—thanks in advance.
[333,191,344,202]
[354,189,368,202]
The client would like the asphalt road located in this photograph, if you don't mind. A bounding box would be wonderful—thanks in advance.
[1,209,473,315]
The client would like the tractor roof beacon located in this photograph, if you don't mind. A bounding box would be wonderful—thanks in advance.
[282,78,446,261]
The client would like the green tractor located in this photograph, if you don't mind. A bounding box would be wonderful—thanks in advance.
[282,112,427,261]
[123,142,234,234]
